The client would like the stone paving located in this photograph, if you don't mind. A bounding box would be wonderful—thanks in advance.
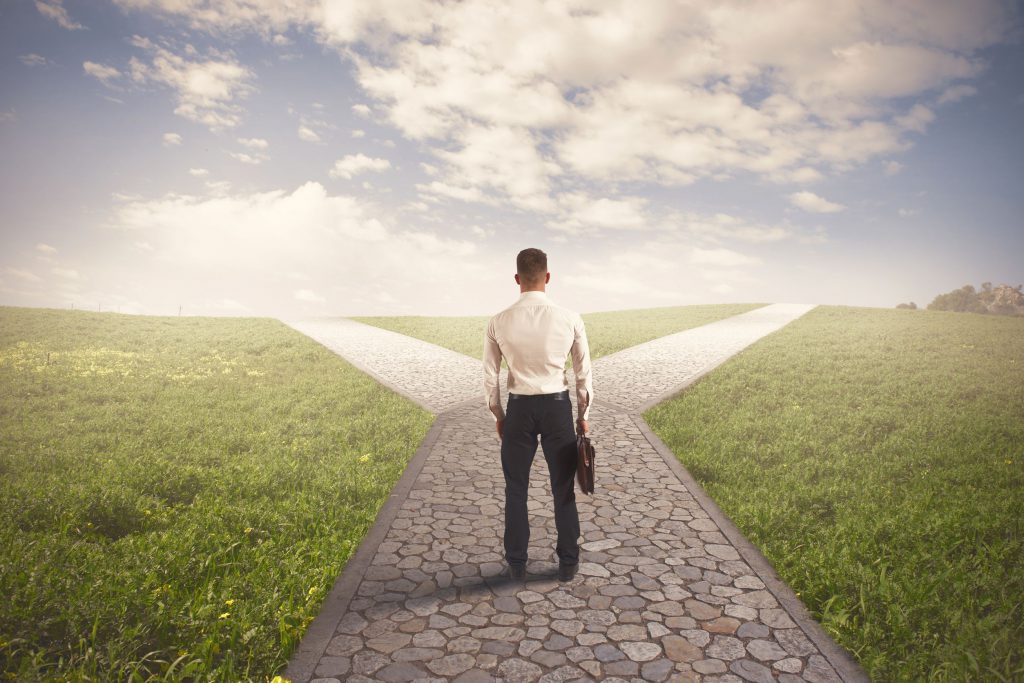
[282,305,866,683]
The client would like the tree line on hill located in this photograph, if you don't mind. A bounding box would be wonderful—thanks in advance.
[897,282,1024,316]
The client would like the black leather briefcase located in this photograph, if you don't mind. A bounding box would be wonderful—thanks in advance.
[576,432,595,494]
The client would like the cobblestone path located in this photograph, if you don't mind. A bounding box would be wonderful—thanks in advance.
[281,317,495,413]
[280,307,866,683]
[591,304,816,412]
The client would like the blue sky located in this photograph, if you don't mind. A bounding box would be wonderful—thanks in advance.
[1,0,1022,317]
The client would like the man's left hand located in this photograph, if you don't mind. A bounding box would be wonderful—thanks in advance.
[496,419,504,440]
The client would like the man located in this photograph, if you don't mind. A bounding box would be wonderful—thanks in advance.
[483,247,593,583]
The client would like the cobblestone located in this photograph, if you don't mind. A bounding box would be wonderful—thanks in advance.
[284,305,859,682]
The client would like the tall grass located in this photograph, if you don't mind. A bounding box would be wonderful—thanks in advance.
[644,306,1024,680]
[0,306,434,681]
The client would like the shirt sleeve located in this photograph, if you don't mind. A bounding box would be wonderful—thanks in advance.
[483,316,505,421]
[570,313,593,421]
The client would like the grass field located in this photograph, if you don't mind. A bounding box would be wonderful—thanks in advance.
[0,306,434,681]
[6,301,1021,681]
[353,302,764,365]
[644,306,1024,681]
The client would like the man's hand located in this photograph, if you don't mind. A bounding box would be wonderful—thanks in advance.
[496,418,504,440]
[577,418,589,435]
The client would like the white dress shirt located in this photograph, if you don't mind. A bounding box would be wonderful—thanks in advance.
[483,290,593,423]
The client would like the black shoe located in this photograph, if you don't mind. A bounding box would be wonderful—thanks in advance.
[557,563,578,582]
[508,564,526,580]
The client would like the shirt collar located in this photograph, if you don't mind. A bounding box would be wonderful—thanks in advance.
[519,290,548,298]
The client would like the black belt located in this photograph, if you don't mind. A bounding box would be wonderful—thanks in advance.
[509,390,569,400]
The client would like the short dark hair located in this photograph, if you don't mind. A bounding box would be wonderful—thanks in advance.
[517,248,547,285]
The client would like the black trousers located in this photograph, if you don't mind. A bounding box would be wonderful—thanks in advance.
[500,390,580,567]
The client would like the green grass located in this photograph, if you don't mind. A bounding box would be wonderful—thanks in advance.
[0,306,435,682]
[353,302,764,364]
[644,306,1024,681]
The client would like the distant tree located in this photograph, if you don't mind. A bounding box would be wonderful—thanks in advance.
[895,302,917,310]
[927,283,1024,316]
[988,284,1024,316]
[927,285,985,313]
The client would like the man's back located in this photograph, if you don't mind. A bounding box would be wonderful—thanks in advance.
[483,290,593,424]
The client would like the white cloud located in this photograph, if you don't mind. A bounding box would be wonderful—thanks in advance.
[294,289,325,302]
[898,207,920,217]
[128,37,256,130]
[162,132,182,146]
[298,124,321,142]
[52,267,79,279]
[188,167,209,176]
[229,151,267,165]
[789,190,846,213]
[884,160,904,176]
[424,125,561,211]
[103,0,1016,225]
[470,225,495,239]
[19,53,51,67]
[548,194,648,234]
[329,154,391,179]
[237,137,269,150]
[83,61,121,86]
[562,273,652,295]
[4,267,42,282]
[102,181,486,313]
[769,166,825,184]
[673,212,796,244]
[35,0,85,30]
[0,109,14,124]
[690,247,760,268]
[36,243,58,253]
[230,138,270,164]
[200,298,251,312]
[205,179,232,194]
[894,103,936,133]
[937,84,978,105]
[351,129,366,138]
[110,182,390,265]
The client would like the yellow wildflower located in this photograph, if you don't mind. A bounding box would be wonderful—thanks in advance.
[245,527,253,534]
[359,454,370,463]
[225,599,235,606]
[219,612,230,620]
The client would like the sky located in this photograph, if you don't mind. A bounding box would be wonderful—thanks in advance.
[1,0,1022,318]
